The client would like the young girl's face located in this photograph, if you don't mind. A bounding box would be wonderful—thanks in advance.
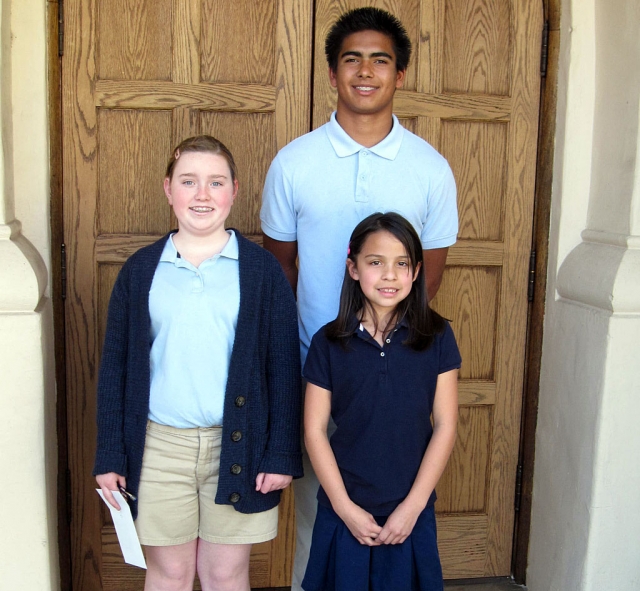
[163,151,238,240]
[347,230,420,317]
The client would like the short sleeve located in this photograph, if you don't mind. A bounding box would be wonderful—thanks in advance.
[260,154,298,242]
[420,163,458,250]
[438,321,462,374]
[302,329,333,392]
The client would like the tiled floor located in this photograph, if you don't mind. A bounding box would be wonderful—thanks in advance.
[445,578,526,591]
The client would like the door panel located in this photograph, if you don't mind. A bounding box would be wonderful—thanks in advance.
[313,0,542,577]
[64,0,541,586]
[63,1,312,589]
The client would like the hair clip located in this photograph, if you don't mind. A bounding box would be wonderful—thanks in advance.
[174,148,180,160]
[347,242,351,256]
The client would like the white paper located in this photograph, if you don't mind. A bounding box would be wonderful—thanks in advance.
[97,489,147,569]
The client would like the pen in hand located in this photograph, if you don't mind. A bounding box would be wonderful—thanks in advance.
[118,485,137,502]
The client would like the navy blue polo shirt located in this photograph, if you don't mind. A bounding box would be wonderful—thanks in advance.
[303,319,461,516]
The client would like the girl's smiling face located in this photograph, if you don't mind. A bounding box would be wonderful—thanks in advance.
[163,151,238,240]
[347,230,420,319]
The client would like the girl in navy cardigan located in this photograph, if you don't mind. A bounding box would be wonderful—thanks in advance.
[94,136,302,591]
[302,213,460,591]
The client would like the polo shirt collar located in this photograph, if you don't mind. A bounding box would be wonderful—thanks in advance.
[325,111,404,160]
[160,230,239,267]
[354,314,409,342]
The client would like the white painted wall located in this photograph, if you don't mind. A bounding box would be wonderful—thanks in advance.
[528,0,640,590]
[0,0,59,589]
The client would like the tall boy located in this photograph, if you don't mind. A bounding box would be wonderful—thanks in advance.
[260,7,458,589]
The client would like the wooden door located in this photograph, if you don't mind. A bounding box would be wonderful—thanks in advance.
[312,0,542,577]
[62,1,311,589]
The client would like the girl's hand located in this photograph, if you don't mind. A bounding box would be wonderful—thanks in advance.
[255,472,292,493]
[337,502,383,546]
[377,500,422,545]
[95,472,127,511]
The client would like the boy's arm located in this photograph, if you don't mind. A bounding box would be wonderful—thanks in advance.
[423,247,449,300]
[378,368,458,545]
[263,235,298,294]
[305,382,382,546]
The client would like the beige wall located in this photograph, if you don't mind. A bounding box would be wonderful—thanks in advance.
[528,0,640,589]
[0,0,59,589]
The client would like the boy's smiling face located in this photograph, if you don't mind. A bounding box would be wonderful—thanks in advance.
[329,30,405,119]
[163,151,238,241]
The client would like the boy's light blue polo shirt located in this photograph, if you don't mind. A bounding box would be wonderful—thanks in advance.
[148,231,240,428]
[261,112,458,362]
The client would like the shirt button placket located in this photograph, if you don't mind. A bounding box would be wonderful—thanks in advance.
[355,150,370,203]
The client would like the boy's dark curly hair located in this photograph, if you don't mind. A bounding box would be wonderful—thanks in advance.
[325,7,412,73]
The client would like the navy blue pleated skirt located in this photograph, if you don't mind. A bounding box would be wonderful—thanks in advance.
[302,503,443,591]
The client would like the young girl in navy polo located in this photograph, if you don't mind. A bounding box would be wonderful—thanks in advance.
[302,212,461,591]
[94,135,302,591]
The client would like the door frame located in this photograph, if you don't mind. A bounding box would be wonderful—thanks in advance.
[512,0,560,583]
[48,1,560,587]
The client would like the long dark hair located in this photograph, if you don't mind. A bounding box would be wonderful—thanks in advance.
[326,212,445,351]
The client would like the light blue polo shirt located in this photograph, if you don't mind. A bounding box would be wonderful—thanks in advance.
[261,112,458,362]
[148,231,240,428]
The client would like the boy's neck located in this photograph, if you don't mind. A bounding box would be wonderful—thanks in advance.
[172,228,230,268]
[335,107,394,148]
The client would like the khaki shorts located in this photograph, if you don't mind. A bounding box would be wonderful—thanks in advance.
[135,421,278,546]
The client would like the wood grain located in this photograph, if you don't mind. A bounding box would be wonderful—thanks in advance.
[275,0,313,148]
[437,514,489,577]
[438,406,491,512]
[65,1,313,588]
[96,80,277,111]
[49,0,72,587]
[443,0,511,95]
[98,0,172,81]
[441,120,508,241]
[392,89,512,120]
[172,0,201,85]
[514,0,560,581]
[97,109,172,234]
[201,0,276,85]
[482,0,542,575]
[64,1,103,588]
[431,266,500,381]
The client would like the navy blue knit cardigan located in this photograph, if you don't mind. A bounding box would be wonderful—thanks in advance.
[93,231,303,518]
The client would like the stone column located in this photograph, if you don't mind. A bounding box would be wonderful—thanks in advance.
[528,1,640,590]
[0,0,59,589]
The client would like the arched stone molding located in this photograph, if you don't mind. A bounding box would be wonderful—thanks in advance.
[557,232,640,315]
[0,219,48,311]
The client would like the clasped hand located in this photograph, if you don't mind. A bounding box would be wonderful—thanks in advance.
[340,499,421,546]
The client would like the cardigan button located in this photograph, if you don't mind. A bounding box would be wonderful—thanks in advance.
[230,463,242,475]
[231,430,243,442]
[235,396,246,407]
[229,492,241,503]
